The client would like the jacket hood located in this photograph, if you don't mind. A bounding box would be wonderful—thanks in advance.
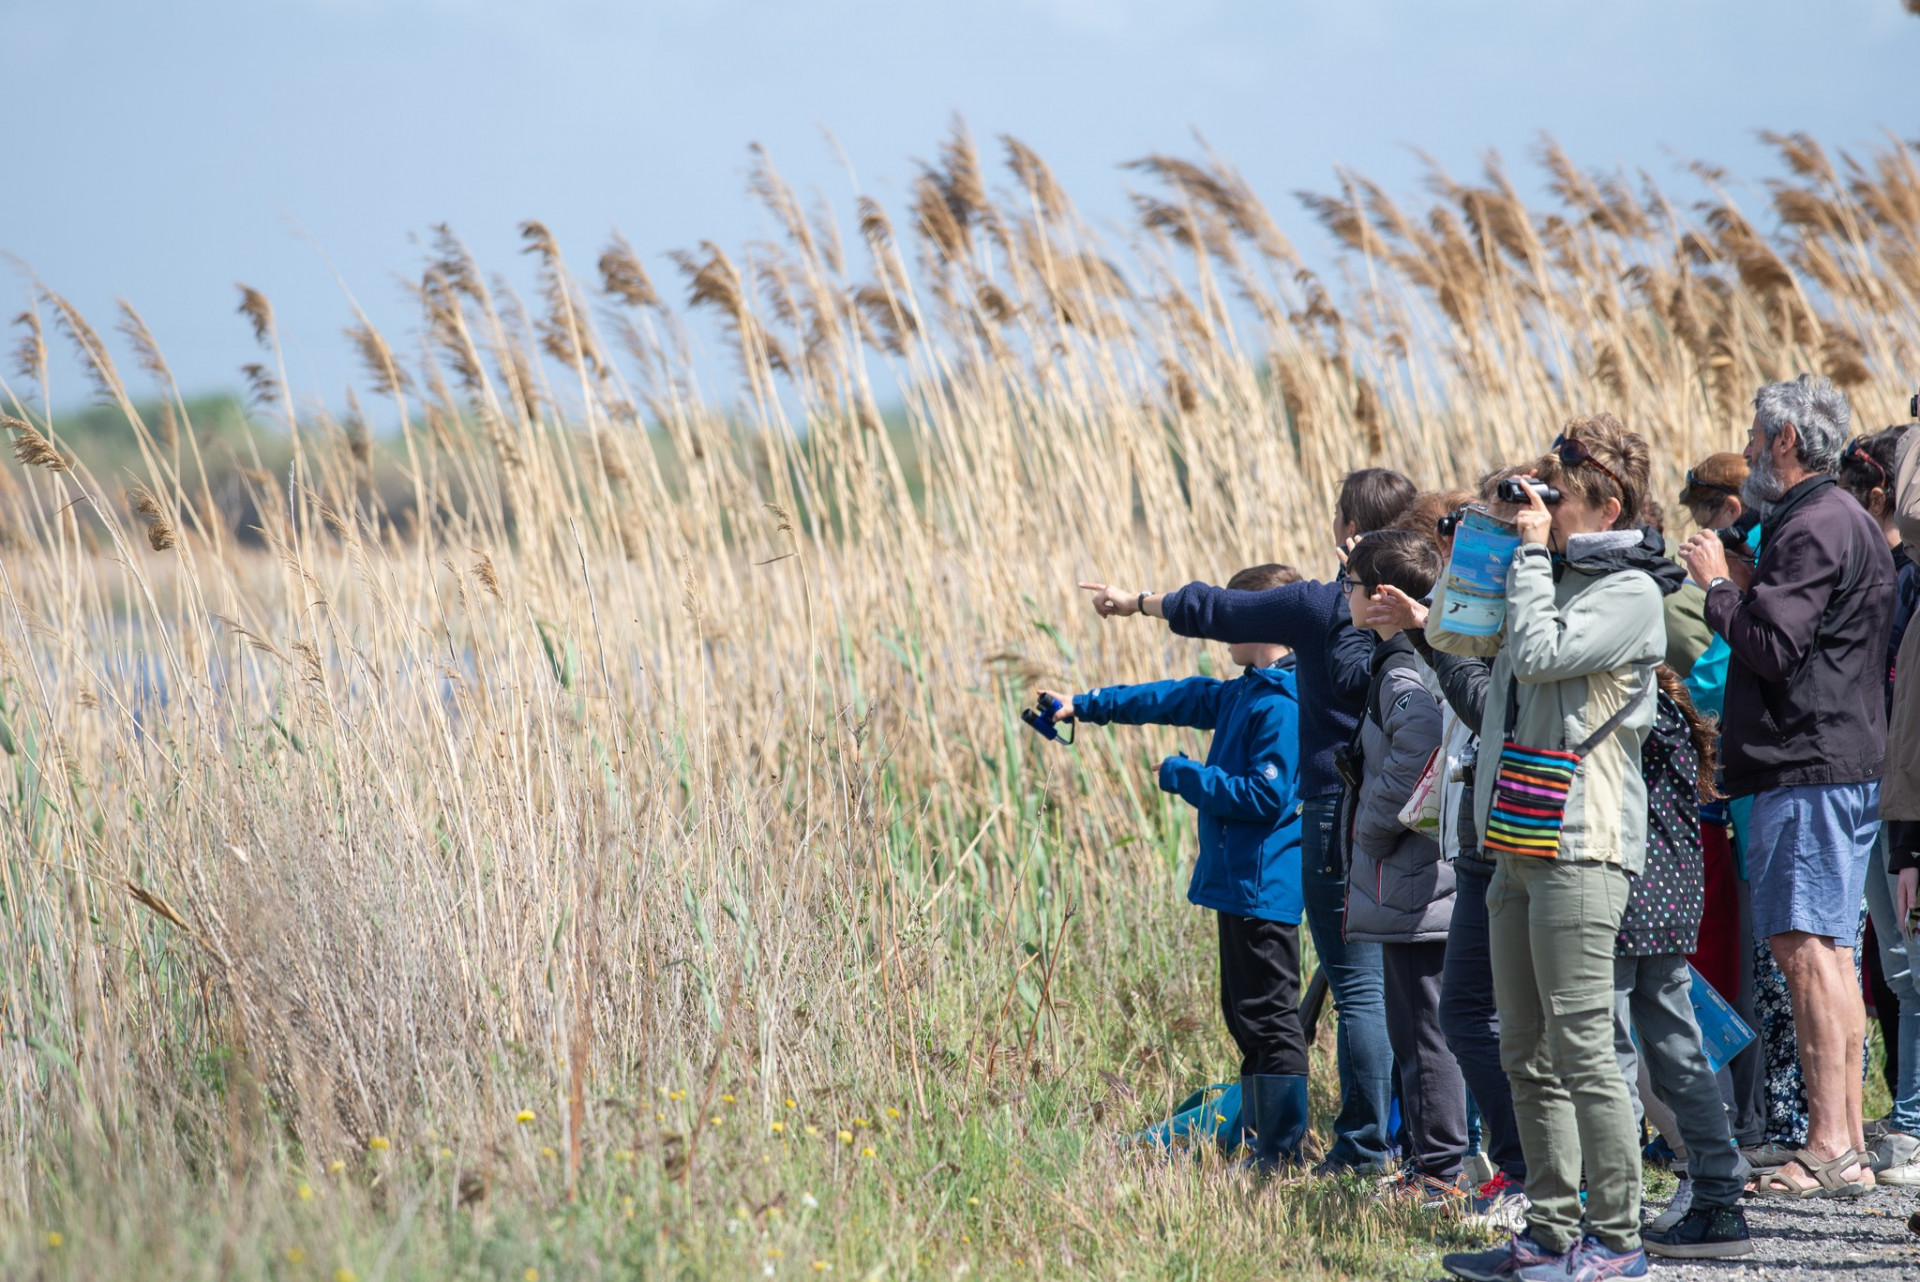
[1242,659,1298,691]
[1560,525,1689,597]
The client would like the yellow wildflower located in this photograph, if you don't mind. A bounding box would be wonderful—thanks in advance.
[515,1110,535,1125]
[860,1146,876,1158]
[366,1136,389,1152]
[804,1125,820,1137]
[45,1232,62,1249]
[286,1248,305,1264]
[886,1107,900,1119]
[770,1121,786,1134]
[524,1270,540,1282]
[721,1093,736,1103]
[967,1196,980,1205]
[784,1097,796,1109]
[439,1147,453,1159]
[837,1129,854,1145]
[710,1115,725,1127]
[328,1160,346,1174]
[853,1117,870,1128]
[540,1146,557,1160]
[297,1182,314,1202]
[336,1271,358,1282]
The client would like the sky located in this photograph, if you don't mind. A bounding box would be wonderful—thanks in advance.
[5,0,1918,408]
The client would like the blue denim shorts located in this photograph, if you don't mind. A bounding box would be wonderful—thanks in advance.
[1746,781,1879,944]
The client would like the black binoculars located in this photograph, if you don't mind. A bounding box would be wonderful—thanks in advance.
[1495,477,1562,506]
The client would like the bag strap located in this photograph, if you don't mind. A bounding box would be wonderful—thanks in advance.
[1501,664,1652,756]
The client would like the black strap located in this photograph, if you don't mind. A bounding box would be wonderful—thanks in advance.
[1501,664,1652,756]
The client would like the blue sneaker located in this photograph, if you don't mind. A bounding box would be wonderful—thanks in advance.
[1515,1234,1648,1282]
[1440,1231,1558,1282]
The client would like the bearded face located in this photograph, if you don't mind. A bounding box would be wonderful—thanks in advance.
[1742,431,1788,516]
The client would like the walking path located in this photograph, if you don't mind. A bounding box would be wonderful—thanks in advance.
[1649,1191,1920,1278]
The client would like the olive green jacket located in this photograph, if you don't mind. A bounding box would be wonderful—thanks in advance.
[1429,540,1666,873]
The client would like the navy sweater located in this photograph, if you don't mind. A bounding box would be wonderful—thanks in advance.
[1161,578,1370,799]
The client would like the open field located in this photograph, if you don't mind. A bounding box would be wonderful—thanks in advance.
[4,126,1920,1277]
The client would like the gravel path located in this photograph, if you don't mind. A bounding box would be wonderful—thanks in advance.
[1648,1186,1920,1279]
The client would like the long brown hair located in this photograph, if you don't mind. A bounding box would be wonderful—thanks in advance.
[1657,664,1722,801]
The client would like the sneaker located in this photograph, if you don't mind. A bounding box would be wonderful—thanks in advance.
[1866,1113,1897,1144]
[1869,1131,1920,1185]
[1515,1234,1647,1282]
[1642,1204,1754,1260]
[1463,1171,1531,1234]
[1739,1141,1796,1171]
[1464,1151,1497,1187]
[1645,1173,1692,1233]
[1441,1231,1559,1282]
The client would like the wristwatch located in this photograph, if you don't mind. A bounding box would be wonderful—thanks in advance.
[1137,590,1153,614]
[1707,576,1732,592]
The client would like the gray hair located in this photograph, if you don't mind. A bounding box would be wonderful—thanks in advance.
[1753,374,1849,475]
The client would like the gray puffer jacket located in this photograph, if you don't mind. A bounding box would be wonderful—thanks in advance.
[1345,634,1454,944]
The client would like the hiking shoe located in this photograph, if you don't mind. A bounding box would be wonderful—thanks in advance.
[1868,1130,1920,1184]
[1645,1173,1692,1233]
[1441,1231,1559,1282]
[1642,1205,1754,1259]
[1387,1170,1468,1212]
[1463,1171,1531,1233]
[1866,1113,1896,1145]
[1515,1235,1647,1282]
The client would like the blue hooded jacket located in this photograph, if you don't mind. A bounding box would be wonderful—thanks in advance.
[1076,662,1303,924]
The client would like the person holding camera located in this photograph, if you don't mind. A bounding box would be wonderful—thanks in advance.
[1680,375,1895,1199]
[1433,414,1673,1282]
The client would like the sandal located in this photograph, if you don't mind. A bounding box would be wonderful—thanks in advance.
[1748,1147,1876,1199]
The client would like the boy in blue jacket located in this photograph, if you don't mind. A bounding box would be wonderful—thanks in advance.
[1039,563,1308,1172]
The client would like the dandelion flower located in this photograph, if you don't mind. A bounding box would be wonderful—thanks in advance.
[710,1115,725,1127]
[439,1147,453,1159]
[886,1107,900,1119]
[967,1196,980,1206]
[669,1090,685,1101]
[336,1271,358,1282]
[838,1130,854,1145]
[768,1247,784,1258]
[286,1248,305,1264]
[297,1182,314,1202]
[767,1205,784,1218]
[853,1117,870,1128]
[367,1136,389,1152]
[784,1098,796,1109]
[45,1232,62,1249]
[328,1160,346,1174]
[515,1110,535,1125]
[770,1121,786,1134]
[804,1125,820,1137]
[540,1146,557,1160]
[812,1263,831,1273]
[1214,1113,1227,1124]
[860,1146,875,1158]
[961,1235,971,1243]
[524,1270,540,1282]
[721,1093,735,1103]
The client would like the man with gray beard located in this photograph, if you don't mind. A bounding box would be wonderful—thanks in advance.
[1681,374,1894,1198]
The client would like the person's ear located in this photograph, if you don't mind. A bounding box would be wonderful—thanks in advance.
[1776,422,1799,463]
[1603,496,1623,528]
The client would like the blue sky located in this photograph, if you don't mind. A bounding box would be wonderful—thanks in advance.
[6,0,1917,406]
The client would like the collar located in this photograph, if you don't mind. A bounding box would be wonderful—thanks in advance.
[1563,529,1644,561]
[1760,473,1837,549]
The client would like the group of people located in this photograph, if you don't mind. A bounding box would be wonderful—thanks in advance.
[1039,374,1920,1281]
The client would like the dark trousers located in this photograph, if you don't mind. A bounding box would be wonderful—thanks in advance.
[1218,911,1309,1076]
[1439,855,1526,1182]
[1383,939,1469,1179]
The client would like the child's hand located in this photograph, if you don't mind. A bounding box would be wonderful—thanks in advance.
[1157,753,1194,793]
[1078,582,1140,618]
[1358,584,1428,633]
[1899,868,1918,932]
[1035,689,1077,722]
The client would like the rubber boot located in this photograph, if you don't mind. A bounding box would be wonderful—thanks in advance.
[1242,1074,1310,1174]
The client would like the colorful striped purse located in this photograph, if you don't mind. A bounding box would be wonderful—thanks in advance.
[1483,674,1650,859]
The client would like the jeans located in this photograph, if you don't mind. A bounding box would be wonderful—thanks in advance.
[1301,794,1393,1171]
[1217,912,1309,1077]
[1439,856,1526,1182]
[1383,940,1468,1178]
[1613,953,1750,1209]
[1489,854,1640,1254]
[1863,834,1920,1134]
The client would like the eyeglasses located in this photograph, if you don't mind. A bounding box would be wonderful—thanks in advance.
[1339,579,1360,597]
[1551,432,1627,492]
[1844,437,1890,490]
[1683,468,1740,500]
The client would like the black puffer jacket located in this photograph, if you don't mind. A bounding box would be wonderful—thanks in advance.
[1706,476,1894,797]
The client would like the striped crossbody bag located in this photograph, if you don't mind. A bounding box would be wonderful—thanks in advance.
[1483,672,1651,859]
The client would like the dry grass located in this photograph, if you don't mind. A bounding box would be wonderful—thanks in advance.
[0,125,1916,1277]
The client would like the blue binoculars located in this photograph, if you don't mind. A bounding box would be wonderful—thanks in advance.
[1021,694,1070,743]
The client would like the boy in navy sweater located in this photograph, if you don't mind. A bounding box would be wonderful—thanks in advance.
[1041,563,1309,1171]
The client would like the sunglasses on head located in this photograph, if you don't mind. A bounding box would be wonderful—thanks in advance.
[1683,468,1740,500]
[1845,437,1889,491]
[1551,433,1626,491]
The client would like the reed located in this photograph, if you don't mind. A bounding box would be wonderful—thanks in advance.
[0,125,1909,1277]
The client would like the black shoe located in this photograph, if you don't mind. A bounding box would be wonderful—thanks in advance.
[1239,1073,1309,1174]
[1642,1204,1754,1259]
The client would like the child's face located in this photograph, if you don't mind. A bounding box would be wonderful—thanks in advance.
[1229,641,1288,669]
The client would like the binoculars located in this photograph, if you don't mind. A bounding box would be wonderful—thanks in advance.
[1495,477,1562,506]
[1022,693,1069,743]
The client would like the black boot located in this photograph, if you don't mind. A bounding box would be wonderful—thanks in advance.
[1242,1074,1309,1174]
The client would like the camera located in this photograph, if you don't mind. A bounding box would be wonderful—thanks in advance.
[1495,477,1561,506]
[1714,511,1760,565]
[1021,693,1070,743]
